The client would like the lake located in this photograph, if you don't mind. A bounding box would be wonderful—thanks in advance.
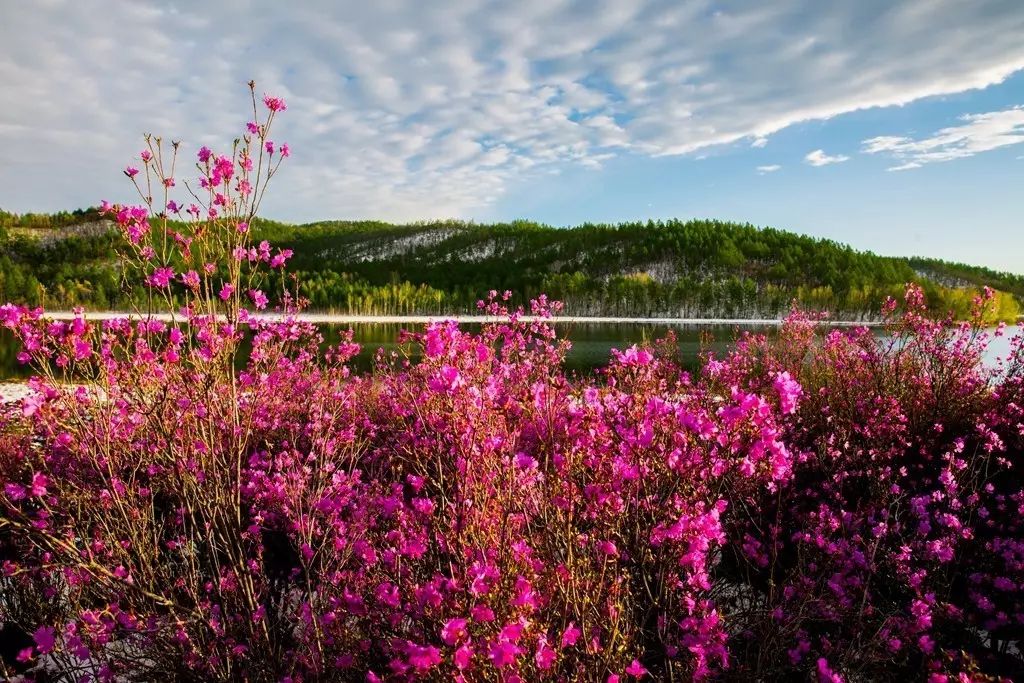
[0,319,1016,380]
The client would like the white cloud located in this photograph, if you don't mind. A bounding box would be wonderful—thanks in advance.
[751,137,769,148]
[757,164,781,173]
[0,0,1022,220]
[863,105,1024,168]
[887,162,923,172]
[804,149,850,166]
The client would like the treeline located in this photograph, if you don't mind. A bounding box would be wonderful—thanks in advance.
[910,257,1024,299]
[1,209,1021,322]
[0,207,104,231]
[255,218,1021,321]
[0,228,124,308]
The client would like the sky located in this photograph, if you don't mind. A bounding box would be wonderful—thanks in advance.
[1,0,1022,272]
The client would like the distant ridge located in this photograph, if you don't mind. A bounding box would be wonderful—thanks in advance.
[1,209,1020,322]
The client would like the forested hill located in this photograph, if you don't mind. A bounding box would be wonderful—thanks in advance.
[1,208,1020,321]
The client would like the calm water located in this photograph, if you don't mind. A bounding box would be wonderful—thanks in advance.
[0,321,1014,380]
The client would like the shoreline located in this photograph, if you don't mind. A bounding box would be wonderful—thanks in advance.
[36,311,883,328]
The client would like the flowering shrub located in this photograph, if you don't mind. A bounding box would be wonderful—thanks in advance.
[1,86,1022,682]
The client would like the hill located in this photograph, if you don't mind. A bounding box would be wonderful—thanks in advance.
[1,208,1020,321]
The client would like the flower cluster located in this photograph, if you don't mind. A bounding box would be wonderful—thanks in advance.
[1,87,1022,682]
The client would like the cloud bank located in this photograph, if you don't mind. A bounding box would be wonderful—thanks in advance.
[863,105,1024,170]
[1,0,1023,220]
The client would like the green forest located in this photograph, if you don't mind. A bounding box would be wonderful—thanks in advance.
[1,208,1021,322]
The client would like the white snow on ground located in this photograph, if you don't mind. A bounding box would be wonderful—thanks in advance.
[0,383,30,403]
[352,228,462,262]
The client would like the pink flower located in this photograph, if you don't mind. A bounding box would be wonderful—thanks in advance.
[265,140,275,155]
[817,658,843,683]
[263,94,287,112]
[773,371,803,415]
[249,289,269,310]
[428,365,464,393]
[219,283,235,301]
[124,166,139,178]
[181,270,200,289]
[441,618,468,645]
[488,640,521,668]
[33,626,56,655]
[280,143,290,158]
[625,659,648,677]
[197,146,212,163]
[30,473,48,497]
[147,267,175,289]
[535,637,556,670]
[405,643,441,672]
[453,644,473,670]
[424,328,445,358]
[512,576,538,610]
[471,604,495,622]
[616,345,653,366]
[270,249,293,269]
[4,483,26,501]
[246,121,259,134]
[561,622,581,648]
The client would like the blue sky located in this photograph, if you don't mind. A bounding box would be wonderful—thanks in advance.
[1,0,1022,271]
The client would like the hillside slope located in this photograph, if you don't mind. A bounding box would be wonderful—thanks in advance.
[1,209,1020,321]
[255,218,1020,320]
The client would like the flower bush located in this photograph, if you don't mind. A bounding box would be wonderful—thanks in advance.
[1,85,1022,682]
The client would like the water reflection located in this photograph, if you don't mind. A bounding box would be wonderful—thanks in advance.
[0,321,1013,380]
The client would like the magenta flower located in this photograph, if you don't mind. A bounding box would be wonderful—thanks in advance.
[453,644,473,670]
[440,617,468,645]
[269,249,293,269]
[4,483,27,501]
[535,637,557,670]
[181,270,200,289]
[30,473,48,496]
[147,267,175,289]
[405,643,441,673]
[219,283,235,301]
[773,371,803,415]
[625,659,648,677]
[249,289,269,310]
[33,626,56,655]
[124,166,139,178]
[816,658,843,683]
[263,94,287,112]
[561,622,581,648]
[488,639,521,668]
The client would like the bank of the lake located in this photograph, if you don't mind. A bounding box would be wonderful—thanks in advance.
[1,314,1015,386]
